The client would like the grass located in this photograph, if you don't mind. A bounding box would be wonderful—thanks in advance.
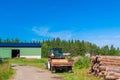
[0,58,47,80]
[1,57,104,80]
[57,57,104,80]
[58,68,104,80]
[9,58,47,69]
[0,59,14,80]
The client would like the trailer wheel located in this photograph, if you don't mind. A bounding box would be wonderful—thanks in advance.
[51,66,56,73]
[68,66,73,73]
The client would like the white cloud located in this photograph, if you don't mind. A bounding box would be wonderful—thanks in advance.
[32,26,120,48]
[114,35,120,38]
[32,26,73,40]
[93,35,120,47]
[91,39,120,48]
[32,27,49,36]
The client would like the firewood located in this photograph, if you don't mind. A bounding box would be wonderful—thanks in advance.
[100,62,120,66]
[105,72,120,77]
[89,56,120,80]
[105,75,119,80]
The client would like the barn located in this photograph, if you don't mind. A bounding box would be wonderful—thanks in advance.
[0,43,41,59]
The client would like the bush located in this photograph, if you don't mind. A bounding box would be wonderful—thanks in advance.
[74,57,90,69]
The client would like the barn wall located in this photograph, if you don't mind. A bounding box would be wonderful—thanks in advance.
[0,48,11,58]
[20,48,41,58]
[0,47,41,59]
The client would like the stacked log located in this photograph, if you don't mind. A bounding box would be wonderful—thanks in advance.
[89,56,120,80]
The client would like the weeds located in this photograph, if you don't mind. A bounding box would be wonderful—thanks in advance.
[0,59,14,80]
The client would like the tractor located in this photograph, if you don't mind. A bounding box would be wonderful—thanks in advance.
[46,48,74,73]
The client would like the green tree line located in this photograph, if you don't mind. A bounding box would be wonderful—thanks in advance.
[41,38,120,57]
[0,38,120,57]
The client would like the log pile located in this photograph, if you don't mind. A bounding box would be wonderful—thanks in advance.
[89,56,120,80]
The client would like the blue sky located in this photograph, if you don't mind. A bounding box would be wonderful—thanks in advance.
[0,0,120,47]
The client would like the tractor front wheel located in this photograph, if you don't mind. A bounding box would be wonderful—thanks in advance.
[45,63,48,69]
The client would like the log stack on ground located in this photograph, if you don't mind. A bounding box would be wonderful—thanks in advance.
[89,56,120,80]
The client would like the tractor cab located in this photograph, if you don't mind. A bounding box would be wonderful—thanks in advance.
[49,48,64,58]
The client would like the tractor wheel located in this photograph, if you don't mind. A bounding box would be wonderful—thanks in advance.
[47,62,51,70]
[45,63,48,69]
[51,66,56,73]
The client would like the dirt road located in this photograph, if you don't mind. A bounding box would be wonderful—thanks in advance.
[11,65,63,80]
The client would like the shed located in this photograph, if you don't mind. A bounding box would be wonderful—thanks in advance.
[0,43,41,59]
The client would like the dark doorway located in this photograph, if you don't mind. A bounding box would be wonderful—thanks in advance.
[11,49,20,58]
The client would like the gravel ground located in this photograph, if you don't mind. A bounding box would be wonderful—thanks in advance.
[11,65,63,80]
